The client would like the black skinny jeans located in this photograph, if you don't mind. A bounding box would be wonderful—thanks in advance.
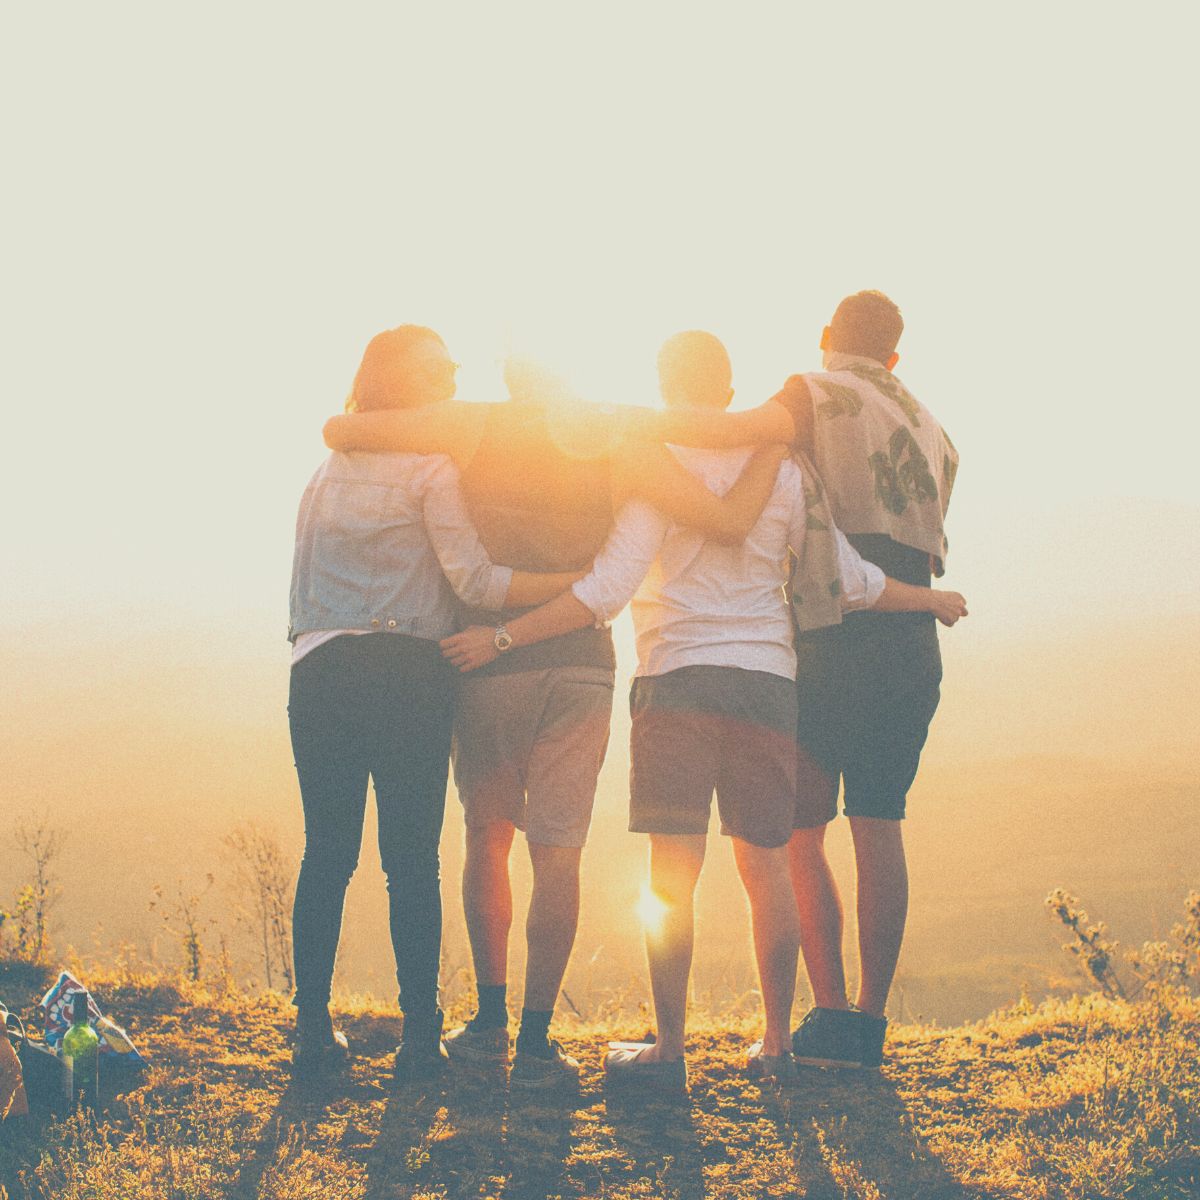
[288,632,454,1020]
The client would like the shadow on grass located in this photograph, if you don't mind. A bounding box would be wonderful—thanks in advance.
[228,1068,370,1200]
[504,1085,578,1200]
[228,1008,402,1200]
[766,1068,980,1200]
[364,1061,577,1200]
[604,1088,706,1200]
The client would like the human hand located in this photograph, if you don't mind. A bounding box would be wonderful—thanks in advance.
[439,626,501,672]
[928,590,969,626]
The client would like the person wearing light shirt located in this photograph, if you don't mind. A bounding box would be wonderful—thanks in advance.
[635,292,962,1072]
[287,326,586,1079]
[321,348,785,1090]
[441,332,967,1088]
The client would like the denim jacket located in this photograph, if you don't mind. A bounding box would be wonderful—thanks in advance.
[288,452,513,643]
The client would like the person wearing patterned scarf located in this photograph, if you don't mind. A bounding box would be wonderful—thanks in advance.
[640,292,962,1071]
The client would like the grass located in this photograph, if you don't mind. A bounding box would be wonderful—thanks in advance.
[1,962,1198,1200]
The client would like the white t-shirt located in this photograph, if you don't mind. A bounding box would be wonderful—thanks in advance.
[571,447,885,680]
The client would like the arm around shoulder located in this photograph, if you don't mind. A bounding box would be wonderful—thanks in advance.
[615,440,788,544]
[636,400,795,451]
[322,401,483,461]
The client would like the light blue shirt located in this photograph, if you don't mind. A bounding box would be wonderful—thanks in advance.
[288,451,512,647]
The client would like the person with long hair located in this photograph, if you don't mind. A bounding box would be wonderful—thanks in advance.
[288,326,592,1078]
[321,341,786,1088]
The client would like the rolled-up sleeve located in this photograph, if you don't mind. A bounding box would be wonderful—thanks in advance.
[571,501,667,626]
[834,528,886,611]
[420,458,513,610]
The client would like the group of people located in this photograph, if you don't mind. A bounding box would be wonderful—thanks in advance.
[285,290,966,1092]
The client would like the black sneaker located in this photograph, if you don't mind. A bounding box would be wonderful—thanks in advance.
[790,1007,868,1069]
[291,1010,350,1077]
[852,1008,888,1069]
[394,1009,449,1081]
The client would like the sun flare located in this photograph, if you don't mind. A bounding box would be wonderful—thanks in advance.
[636,885,669,936]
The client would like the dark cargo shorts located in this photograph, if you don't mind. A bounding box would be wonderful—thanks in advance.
[794,617,942,825]
[629,665,798,849]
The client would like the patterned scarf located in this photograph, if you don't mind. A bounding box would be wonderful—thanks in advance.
[788,353,958,631]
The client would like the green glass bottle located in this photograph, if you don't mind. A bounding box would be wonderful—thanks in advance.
[62,991,99,1107]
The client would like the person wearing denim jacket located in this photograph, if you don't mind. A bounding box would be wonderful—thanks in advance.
[287,325,582,1078]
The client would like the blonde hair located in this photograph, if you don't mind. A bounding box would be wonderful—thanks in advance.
[657,330,732,409]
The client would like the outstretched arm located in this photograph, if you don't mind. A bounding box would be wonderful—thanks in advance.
[441,589,598,674]
[873,579,969,626]
[421,460,584,610]
[612,440,788,545]
[441,500,666,672]
[831,525,967,626]
[835,529,968,626]
[323,401,485,464]
[634,396,797,451]
[504,569,589,607]
[786,466,968,628]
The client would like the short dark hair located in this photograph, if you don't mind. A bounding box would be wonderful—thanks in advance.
[828,291,904,363]
[348,325,451,412]
[657,330,732,409]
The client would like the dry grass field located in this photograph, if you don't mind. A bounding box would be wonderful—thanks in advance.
[2,958,1198,1200]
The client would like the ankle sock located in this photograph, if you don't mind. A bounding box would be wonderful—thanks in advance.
[516,1008,553,1057]
[469,983,508,1030]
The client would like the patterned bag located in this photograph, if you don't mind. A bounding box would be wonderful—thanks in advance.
[40,971,148,1075]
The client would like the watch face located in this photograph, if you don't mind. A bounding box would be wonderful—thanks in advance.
[494,628,514,652]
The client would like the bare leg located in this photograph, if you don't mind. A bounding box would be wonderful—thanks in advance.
[788,824,849,1010]
[637,834,706,1062]
[463,821,516,988]
[732,839,800,1056]
[523,841,583,1012]
[849,816,908,1017]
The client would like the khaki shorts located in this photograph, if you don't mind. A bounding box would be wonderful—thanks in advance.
[452,666,615,848]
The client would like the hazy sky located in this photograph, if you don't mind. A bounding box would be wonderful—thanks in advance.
[3,4,1198,641]
[3,6,1198,1022]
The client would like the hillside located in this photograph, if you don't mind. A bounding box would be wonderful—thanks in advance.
[2,966,1197,1200]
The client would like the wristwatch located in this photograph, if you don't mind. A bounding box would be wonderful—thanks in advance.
[493,624,514,653]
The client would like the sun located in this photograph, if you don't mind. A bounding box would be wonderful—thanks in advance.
[635,884,669,937]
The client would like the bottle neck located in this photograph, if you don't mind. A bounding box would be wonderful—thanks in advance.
[70,994,90,1027]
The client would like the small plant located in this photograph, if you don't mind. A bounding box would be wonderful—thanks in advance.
[222,823,295,993]
[0,886,37,962]
[149,876,216,983]
[1047,888,1200,1002]
[1,814,65,965]
[1173,890,1200,977]
[1045,888,1125,999]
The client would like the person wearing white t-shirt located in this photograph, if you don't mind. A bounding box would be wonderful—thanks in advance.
[441,332,967,1088]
